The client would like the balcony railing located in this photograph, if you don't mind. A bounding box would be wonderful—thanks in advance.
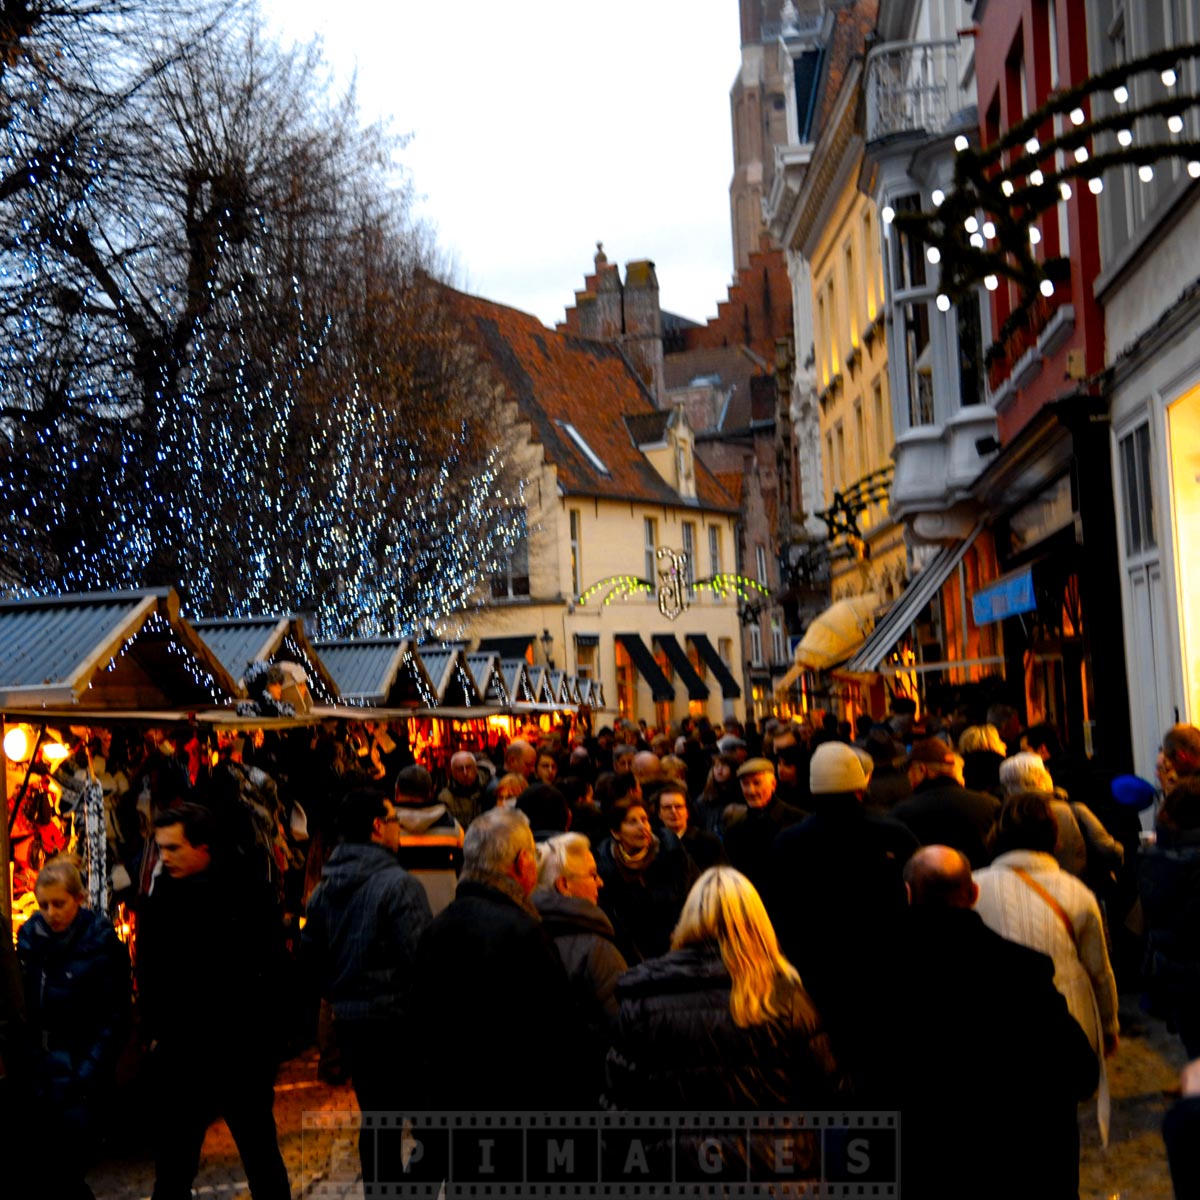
[865,39,965,143]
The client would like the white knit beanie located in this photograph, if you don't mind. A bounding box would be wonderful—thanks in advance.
[809,741,870,795]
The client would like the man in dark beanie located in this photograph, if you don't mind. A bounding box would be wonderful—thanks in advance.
[393,764,464,915]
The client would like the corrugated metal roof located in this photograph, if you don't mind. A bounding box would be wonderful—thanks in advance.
[0,588,238,708]
[191,617,287,684]
[466,653,510,704]
[501,658,537,704]
[314,639,409,705]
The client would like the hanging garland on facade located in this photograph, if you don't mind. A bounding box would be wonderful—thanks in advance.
[887,43,1200,367]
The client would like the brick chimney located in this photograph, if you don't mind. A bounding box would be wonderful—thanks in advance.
[622,258,664,403]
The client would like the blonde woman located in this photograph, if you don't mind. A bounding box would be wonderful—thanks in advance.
[607,867,843,1111]
[958,723,1007,797]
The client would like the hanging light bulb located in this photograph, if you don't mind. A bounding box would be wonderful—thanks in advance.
[931,188,945,207]
[970,233,985,249]
[1074,146,1089,163]
[1025,137,1040,155]
[881,204,895,224]
[984,275,999,291]
[1029,225,1042,245]
[936,294,951,312]
[1070,107,1086,126]
[1117,128,1133,147]
[964,216,979,233]
[927,246,941,264]
[1040,279,1055,298]
[982,220,996,239]
[954,135,969,152]
[1163,66,1178,87]
[1169,114,1185,134]
[1030,169,1044,186]
[1113,84,1129,104]
[1088,176,1104,194]
[3,725,31,762]
[1001,180,1015,197]
[1139,164,1154,182]
[1189,161,1200,178]
[1059,182,1072,201]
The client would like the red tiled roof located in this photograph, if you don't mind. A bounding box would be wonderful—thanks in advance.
[444,286,738,513]
[716,472,745,506]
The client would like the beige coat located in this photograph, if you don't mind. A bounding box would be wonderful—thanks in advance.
[973,850,1118,1056]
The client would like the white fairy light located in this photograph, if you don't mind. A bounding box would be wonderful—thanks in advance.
[881,204,895,224]
[1139,164,1154,182]
[1117,128,1133,147]
[1070,107,1086,126]
[1088,176,1104,194]
[984,275,999,291]
[1113,85,1129,104]
[931,188,945,207]
[1040,279,1055,297]
[964,216,979,233]
[936,294,951,312]
[982,221,996,239]
[927,246,941,264]
[1074,146,1089,163]
[954,135,969,152]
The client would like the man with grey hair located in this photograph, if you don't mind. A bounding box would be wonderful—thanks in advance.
[409,808,583,1112]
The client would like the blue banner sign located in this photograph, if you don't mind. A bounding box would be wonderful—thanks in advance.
[972,569,1036,625]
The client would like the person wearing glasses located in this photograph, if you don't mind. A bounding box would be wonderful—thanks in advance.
[303,787,433,1196]
[534,832,628,1103]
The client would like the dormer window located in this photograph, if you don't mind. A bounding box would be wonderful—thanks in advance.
[558,421,610,476]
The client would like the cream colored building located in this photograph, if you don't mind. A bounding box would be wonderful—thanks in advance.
[443,288,746,729]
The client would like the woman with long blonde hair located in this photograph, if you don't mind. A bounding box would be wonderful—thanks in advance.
[607,867,843,1111]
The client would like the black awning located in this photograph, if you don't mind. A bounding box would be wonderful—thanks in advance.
[615,633,675,702]
[573,632,600,647]
[653,633,710,701]
[687,633,741,699]
[475,635,535,660]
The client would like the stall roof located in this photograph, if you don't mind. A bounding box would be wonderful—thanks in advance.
[191,614,341,703]
[418,645,485,708]
[0,588,238,710]
[313,637,438,708]
[501,658,539,705]
[466,652,511,705]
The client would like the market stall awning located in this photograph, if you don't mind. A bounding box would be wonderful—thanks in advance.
[843,527,982,674]
[615,633,675,702]
[686,633,741,699]
[191,614,341,703]
[314,638,438,708]
[654,634,710,700]
[475,634,535,661]
[500,658,539,705]
[417,645,484,707]
[776,594,880,692]
[0,588,238,710]
[466,652,511,705]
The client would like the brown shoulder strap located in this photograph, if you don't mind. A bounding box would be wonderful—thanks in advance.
[1010,866,1079,952]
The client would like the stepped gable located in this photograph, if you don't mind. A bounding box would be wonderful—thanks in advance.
[676,238,793,364]
[445,286,737,513]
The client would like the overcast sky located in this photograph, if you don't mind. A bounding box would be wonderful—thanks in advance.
[260,0,742,329]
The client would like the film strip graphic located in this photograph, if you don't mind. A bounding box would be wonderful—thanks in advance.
[301,1110,899,1197]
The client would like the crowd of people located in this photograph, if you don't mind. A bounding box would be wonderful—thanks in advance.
[5,704,1200,1198]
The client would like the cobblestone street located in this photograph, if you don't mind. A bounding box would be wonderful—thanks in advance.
[86,996,1186,1199]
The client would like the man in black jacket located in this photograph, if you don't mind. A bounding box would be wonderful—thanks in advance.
[408,807,584,1113]
[303,786,433,1195]
[892,737,1000,867]
[138,803,290,1200]
[892,846,1098,1199]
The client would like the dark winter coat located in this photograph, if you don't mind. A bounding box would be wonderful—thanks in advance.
[532,889,627,1019]
[136,865,283,1061]
[607,942,843,1111]
[768,796,918,1099]
[886,906,1098,1199]
[1138,830,1200,1037]
[17,907,130,1109]
[408,872,586,1111]
[595,832,700,964]
[303,842,433,1023]
[533,888,628,1105]
[721,796,807,893]
[891,777,1001,868]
